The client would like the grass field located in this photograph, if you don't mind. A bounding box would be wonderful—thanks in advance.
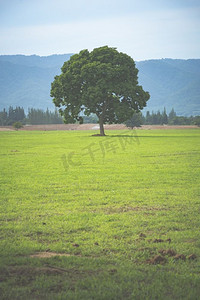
[0,129,200,299]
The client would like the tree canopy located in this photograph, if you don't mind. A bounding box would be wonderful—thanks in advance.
[50,46,150,135]
[13,121,23,130]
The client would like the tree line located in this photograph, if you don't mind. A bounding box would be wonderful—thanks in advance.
[0,106,63,126]
[0,106,199,127]
[126,108,200,128]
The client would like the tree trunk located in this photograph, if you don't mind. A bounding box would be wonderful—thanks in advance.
[99,115,105,136]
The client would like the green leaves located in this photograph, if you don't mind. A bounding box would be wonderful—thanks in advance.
[50,46,150,130]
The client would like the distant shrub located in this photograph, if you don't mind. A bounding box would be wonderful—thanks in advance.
[13,121,23,130]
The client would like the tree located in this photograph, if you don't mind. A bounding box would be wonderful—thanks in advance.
[0,109,8,126]
[145,111,151,124]
[125,111,143,129]
[51,46,150,135]
[162,107,168,124]
[168,108,176,124]
[13,121,23,130]
[7,106,25,125]
[193,116,200,126]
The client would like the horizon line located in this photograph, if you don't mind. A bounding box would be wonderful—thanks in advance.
[0,53,200,62]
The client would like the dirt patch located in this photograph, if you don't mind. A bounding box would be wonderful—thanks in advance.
[153,238,165,243]
[147,255,167,265]
[0,124,198,131]
[139,233,147,238]
[30,252,80,258]
[146,248,197,265]
[158,249,176,256]
[188,254,197,260]
[149,238,171,244]
[0,127,14,131]
[140,125,198,130]
[173,254,186,261]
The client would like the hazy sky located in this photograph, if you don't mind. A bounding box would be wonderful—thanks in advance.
[0,0,200,60]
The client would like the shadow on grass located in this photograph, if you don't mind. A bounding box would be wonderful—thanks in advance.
[90,135,139,138]
[107,135,197,138]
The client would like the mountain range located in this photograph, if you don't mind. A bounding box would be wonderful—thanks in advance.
[0,54,199,116]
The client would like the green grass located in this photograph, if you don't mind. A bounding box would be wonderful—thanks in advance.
[0,129,200,299]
